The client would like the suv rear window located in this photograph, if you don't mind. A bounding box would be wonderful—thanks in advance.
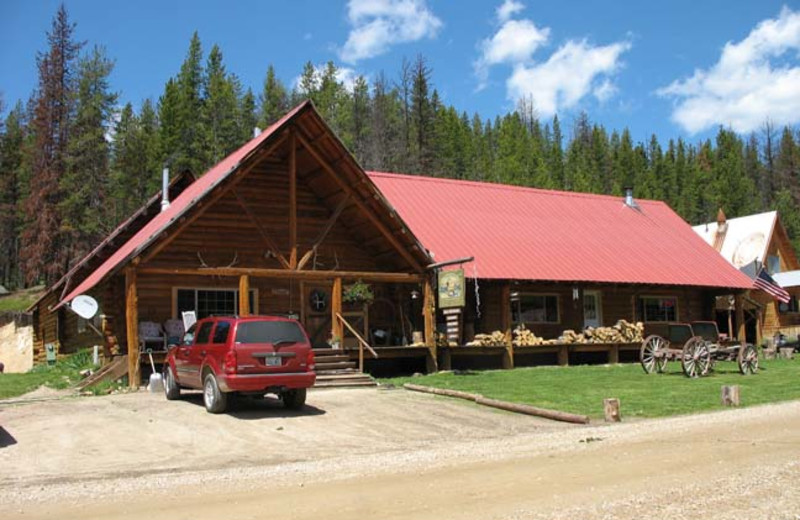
[235,321,306,345]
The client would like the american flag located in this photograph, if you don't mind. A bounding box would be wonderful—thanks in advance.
[754,268,791,303]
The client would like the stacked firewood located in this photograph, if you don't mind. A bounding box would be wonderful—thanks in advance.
[512,325,544,346]
[466,330,507,347]
[583,320,644,343]
[559,330,587,344]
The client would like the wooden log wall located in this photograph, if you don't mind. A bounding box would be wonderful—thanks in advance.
[473,280,713,340]
[146,163,386,274]
[32,292,58,364]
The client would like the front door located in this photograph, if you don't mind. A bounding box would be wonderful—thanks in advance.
[583,291,602,329]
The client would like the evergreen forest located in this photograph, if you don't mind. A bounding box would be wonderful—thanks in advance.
[1,6,799,290]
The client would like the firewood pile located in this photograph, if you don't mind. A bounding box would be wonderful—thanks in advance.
[583,320,644,343]
[512,325,545,346]
[463,320,644,347]
[465,330,508,347]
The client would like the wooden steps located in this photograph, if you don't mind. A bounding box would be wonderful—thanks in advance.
[76,355,128,390]
[313,348,376,389]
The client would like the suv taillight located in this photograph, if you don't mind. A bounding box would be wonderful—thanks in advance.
[307,349,315,371]
[224,349,237,374]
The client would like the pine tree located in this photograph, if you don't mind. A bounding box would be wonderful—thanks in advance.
[21,4,83,285]
[410,55,434,173]
[165,32,206,174]
[258,65,288,128]
[0,103,26,288]
[350,75,370,163]
[61,45,117,262]
[202,44,240,164]
[368,72,402,171]
[239,87,257,143]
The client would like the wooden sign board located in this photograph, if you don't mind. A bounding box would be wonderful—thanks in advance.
[443,307,462,345]
[438,269,465,309]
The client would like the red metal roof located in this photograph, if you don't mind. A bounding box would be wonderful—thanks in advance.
[368,172,753,289]
[55,101,311,310]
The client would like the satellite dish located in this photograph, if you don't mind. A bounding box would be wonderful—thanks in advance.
[70,295,99,320]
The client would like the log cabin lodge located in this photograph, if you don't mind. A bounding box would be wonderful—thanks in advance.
[28,101,765,385]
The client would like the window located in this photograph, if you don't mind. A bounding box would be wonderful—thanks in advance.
[195,322,214,345]
[212,321,231,344]
[235,321,306,344]
[779,296,800,314]
[640,297,677,322]
[511,294,559,324]
[767,255,781,275]
[175,288,257,319]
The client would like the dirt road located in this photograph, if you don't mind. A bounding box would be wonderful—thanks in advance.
[2,389,799,519]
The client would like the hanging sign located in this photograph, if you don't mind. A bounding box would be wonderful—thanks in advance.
[438,269,465,309]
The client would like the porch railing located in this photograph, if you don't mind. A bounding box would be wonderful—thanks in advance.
[335,312,378,373]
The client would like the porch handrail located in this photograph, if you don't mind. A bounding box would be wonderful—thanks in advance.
[335,312,378,373]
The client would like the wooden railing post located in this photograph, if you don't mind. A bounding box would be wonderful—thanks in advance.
[125,267,140,389]
[735,293,746,343]
[239,275,250,317]
[501,283,513,369]
[423,279,435,347]
[332,277,343,343]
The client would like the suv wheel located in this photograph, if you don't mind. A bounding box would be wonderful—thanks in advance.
[282,388,307,410]
[203,373,228,414]
[164,366,181,400]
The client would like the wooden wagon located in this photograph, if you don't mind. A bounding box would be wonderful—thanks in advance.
[640,321,758,378]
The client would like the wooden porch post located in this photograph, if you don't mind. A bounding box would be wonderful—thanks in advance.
[500,283,514,369]
[332,277,343,343]
[125,267,140,389]
[735,293,746,343]
[239,275,250,317]
[423,277,437,371]
[289,130,298,268]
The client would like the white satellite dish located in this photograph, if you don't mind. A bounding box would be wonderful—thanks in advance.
[70,295,99,320]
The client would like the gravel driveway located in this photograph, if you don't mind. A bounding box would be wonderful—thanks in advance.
[1,388,798,519]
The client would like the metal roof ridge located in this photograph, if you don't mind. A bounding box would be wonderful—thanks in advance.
[367,170,667,206]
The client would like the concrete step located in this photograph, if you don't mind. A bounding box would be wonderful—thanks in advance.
[315,361,357,371]
[312,354,350,363]
[314,379,377,389]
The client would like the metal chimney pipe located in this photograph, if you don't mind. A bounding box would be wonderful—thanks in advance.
[624,187,634,207]
[160,168,170,212]
[253,127,262,138]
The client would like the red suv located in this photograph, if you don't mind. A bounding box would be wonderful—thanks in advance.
[163,316,316,413]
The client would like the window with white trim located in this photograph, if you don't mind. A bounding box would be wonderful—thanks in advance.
[511,294,560,324]
[640,296,677,322]
[175,288,257,319]
[779,296,799,314]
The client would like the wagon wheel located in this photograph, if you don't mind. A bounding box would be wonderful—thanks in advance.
[738,344,759,375]
[640,335,668,374]
[681,337,711,378]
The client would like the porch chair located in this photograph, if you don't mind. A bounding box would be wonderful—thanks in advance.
[163,319,185,347]
[138,321,166,351]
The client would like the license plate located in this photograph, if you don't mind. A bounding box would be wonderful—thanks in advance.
[265,356,281,367]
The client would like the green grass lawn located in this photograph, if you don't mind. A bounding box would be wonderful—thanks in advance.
[0,286,44,312]
[0,350,95,399]
[386,359,800,419]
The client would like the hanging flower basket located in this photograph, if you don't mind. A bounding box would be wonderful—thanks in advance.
[342,279,374,305]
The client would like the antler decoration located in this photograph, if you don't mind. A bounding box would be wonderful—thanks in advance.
[196,251,239,268]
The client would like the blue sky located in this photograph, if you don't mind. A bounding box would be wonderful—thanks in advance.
[1,0,799,144]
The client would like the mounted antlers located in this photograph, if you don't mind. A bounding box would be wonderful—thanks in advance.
[197,251,239,269]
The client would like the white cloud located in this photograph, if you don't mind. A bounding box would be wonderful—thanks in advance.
[507,40,631,117]
[475,1,630,113]
[339,0,442,64]
[496,0,525,23]
[658,7,800,134]
[294,64,362,94]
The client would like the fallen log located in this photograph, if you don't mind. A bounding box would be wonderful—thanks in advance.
[475,396,590,425]
[403,383,590,424]
[403,383,482,402]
